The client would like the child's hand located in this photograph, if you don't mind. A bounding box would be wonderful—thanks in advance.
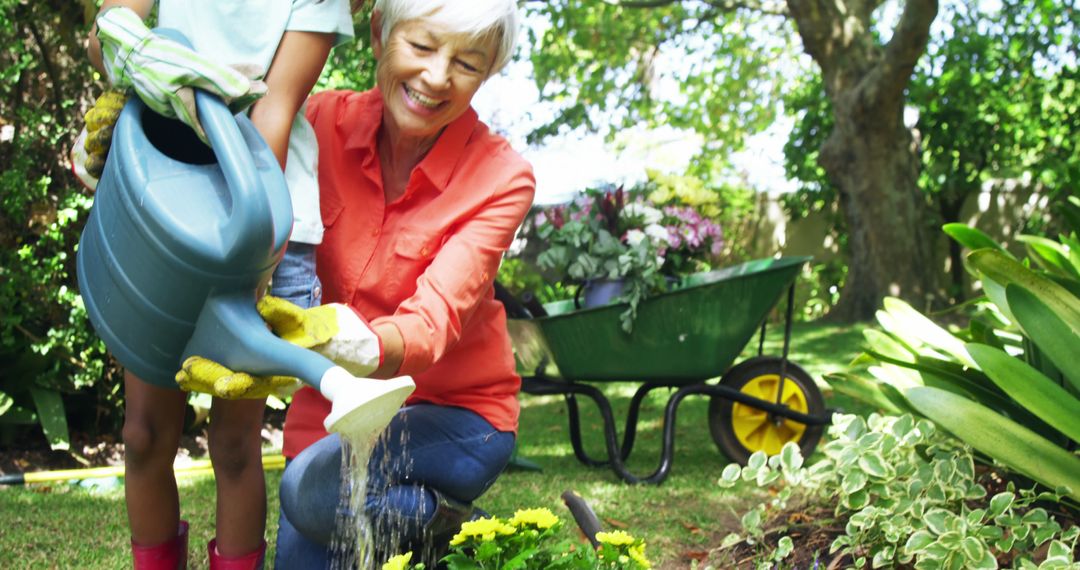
[71,90,127,190]
[94,6,267,143]
[83,90,127,177]
[175,356,299,400]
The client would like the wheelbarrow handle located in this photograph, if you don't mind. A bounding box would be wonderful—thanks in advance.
[561,490,602,548]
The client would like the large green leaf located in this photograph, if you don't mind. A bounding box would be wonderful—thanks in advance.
[863,351,1054,434]
[1017,235,1080,280]
[965,343,1080,444]
[29,387,70,451]
[968,249,1080,326]
[1058,234,1080,276]
[1047,274,1080,303]
[904,386,1080,502]
[1007,284,1080,392]
[862,329,916,362]
[878,298,974,366]
[943,224,1007,254]
[823,373,907,415]
[868,364,922,389]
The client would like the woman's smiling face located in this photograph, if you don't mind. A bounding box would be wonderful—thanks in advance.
[374,18,497,146]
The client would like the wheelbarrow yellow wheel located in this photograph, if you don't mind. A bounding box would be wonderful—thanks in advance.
[709,356,825,465]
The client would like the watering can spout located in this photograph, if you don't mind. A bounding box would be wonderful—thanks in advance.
[182,292,414,439]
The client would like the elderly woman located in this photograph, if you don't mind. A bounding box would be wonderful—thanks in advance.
[271,0,533,566]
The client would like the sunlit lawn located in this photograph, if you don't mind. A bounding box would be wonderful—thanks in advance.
[0,321,872,569]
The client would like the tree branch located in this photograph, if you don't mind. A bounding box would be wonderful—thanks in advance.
[25,13,63,113]
[785,0,841,67]
[872,0,938,101]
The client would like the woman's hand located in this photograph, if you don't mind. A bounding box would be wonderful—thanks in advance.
[257,297,384,378]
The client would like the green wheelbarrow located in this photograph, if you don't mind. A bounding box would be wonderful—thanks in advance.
[503,256,831,484]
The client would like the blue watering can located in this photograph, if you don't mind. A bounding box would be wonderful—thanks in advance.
[77,29,413,436]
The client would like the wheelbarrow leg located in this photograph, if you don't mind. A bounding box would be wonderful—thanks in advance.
[565,393,611,467]
[523,378,624,468]
[605,383,700,485]
[622,382,686,461]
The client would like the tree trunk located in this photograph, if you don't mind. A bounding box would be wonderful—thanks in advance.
[787,0,941,321]
[821,103,938,319]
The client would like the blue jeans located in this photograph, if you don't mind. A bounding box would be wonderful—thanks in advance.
[270,242,321,309]
[274,404,515,569]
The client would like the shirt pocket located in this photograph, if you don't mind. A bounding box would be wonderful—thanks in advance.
[393,227,443,261]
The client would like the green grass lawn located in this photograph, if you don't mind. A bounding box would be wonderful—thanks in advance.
[0,321,872,569]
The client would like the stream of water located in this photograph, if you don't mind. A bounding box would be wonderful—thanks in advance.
[327,421,412,569]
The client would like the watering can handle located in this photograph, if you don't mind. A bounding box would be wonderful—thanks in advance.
[156,28,273,262]
[194,89,272,260]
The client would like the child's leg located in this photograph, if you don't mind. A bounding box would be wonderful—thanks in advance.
[208,397,267,557]
[123,370,188,546]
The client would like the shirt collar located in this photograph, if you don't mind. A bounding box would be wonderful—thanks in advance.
[343,88,479,194]
[343,89,383,154]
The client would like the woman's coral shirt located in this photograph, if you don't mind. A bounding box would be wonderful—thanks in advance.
[282,89,535,458]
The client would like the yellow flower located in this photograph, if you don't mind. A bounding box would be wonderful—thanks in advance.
[509,508,560,529]
[629,543,652,568]
[596,530,635,547]
[449,516,517,546]
[381,552,412,570]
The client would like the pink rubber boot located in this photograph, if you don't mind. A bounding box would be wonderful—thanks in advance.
[131,520,189,570]
[207,539,266,570]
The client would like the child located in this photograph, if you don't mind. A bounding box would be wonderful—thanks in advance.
[84,1,353,567]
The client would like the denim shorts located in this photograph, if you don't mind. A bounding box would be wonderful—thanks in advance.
[270,242,322,310]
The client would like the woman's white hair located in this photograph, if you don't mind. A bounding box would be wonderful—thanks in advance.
[372,0,519,76]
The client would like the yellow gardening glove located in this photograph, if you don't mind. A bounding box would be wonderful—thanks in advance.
[175,355,300,400]
[257,296,383,378]
[256,295,340,348]
[83,89,127,178]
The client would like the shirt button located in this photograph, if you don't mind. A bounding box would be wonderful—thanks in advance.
[371,228,380,237]
[312,285,322,300]
[420,246,429,256]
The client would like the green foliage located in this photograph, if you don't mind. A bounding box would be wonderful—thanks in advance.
[525,1,791,177]
[780,74,836,224]
[829,225,1080,503]
[793,260,846,322]
[317,9,376,92]
[0,0,117,444]
[718,416,1080,569]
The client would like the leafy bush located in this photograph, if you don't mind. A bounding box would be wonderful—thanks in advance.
[533,184,726,331]
[717,415,1080,569]
[826,221,1080,503]
[0,1,119,448]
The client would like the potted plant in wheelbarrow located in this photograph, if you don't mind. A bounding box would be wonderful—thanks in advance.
[534,184,724,332]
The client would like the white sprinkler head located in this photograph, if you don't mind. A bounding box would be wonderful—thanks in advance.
[318,367,415,442]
